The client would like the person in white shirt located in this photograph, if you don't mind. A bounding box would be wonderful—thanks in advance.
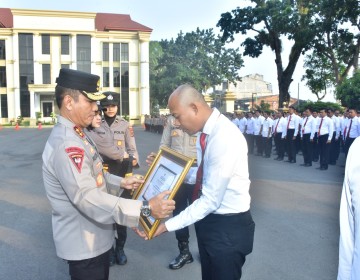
[300,108,316,167]
[254,110,265,156]
[231,113,239,128]
[338,137,360,280]
[315,109,334,170]
[261,111,273,158]
[142,84,255,280]
[245,112,255,154]
[284,106,300,163]
[311,110,320,162]
[327,108,341,165]
[237,112,247,134]
[273,111,286,160]
[343,108,360,158]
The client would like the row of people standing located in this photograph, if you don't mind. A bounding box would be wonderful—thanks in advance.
[231,106,360,170]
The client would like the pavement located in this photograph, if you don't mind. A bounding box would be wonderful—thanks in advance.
[0,126,344,280]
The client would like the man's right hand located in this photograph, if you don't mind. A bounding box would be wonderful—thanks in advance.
[148,190,175,219]
[146,152,157,167]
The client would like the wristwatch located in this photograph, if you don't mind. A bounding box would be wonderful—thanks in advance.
[140,200,151,217]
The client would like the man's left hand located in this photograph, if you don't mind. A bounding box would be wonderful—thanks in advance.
[121,175,144,190]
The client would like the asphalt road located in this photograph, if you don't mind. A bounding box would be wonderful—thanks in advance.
[0,126,344,280]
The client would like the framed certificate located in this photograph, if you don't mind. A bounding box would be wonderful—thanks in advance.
[133,146,195,239]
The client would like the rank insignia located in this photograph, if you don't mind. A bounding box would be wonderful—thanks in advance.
[129,126,134,137]
[96,173,103,186]
[172,131,178,137]
[117,140,122,146]
[90,147,95,154]
[65,147,85,173]
[74,126,85,138]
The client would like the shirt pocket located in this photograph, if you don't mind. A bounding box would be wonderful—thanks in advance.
[171,129,183,138]
[113,133,125,147]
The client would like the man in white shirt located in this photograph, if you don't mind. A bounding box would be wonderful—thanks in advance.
[338,137,360,280]
[300,108,316,167]
[244,112,255,154]
[237,111,247,134]
[254,110,265,156]
[312,110,320,162]
[261,111,273,158]
[327,108,341,165]
[285,106,300,163]
[145,84,255,280]
[273,111,286,160]
[344,108,360,158]
[315,109,334,170]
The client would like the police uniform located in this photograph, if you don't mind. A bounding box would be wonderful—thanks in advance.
[42,69,142,280]
[100,91,140,266]
[160,116,198,269]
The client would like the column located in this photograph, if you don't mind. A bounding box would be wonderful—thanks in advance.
[139,40,150,115]
[12,32,20,119]
[71,34,77,69]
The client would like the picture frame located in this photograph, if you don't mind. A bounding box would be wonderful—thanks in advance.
[133,146,195,239]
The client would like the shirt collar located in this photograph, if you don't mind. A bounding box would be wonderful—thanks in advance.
[202,108,221,136]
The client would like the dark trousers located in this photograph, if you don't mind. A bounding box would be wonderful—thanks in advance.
[329,132,339,164]
[245,134,254,154]
[286,129,296,161]
[107,159,131,247]
[274,132,284,159]
[255,135,263,155]
[344,137,356,159]
[174,183,195,242]
[262,137,272,157]
[195,211,255,280]
[301,134,312,165]
[312,133,319,161]
[68,250,110,280]
[318,134,330,168]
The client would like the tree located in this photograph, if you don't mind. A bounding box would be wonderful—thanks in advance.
[336,70,360,109]
[149,28,244,108]
[217,1,329,107]
[302,0,360,99]
[297,100,343,113]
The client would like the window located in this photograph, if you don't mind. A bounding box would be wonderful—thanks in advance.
[42,102,53,117]
[113,43,120,61]
[0,67,6,87]
[77,35,91,73]
[113,67,120,87]
[42,34,50,54]
[103,42,109,61]
[121,63,129,115]
[0,40,5,59]
[61,64,70,69]
[19,33,34,117]
[42,64,51,84]
[61,35,70,55]
[121,43,129,61]
[103,67,109,87]
[0,94,8,118]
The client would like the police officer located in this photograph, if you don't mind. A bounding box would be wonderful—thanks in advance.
[158,115,198,269]
[98,91,139,266]
[42,68,175,280]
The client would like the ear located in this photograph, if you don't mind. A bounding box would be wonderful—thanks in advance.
[189,102,198,114]
[63,95,73,111]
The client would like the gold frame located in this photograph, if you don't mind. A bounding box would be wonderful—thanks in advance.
[133,146,195,239]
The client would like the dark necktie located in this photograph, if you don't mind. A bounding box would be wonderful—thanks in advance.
[347,119,353,139]
[318,118,323,136]
[302,117,309,134]
[192,132,207,202]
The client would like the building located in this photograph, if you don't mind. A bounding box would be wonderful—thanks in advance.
[0,8,151,125]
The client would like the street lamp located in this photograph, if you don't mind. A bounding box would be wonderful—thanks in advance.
[251,92,257,110]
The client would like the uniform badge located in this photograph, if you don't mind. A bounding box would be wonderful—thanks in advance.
[74,126,85,138]
[172,131,178,137]
[129,126,134,137]
[117,140,122,146]
[96,173,103,187]
[65,147,85,173]
[90,147,94,154]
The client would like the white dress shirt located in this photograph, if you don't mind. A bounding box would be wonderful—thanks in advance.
[344,116,360,139]
[165,108,251,232]
[253,116,264,136]
[238,117,247,134]
[285,113,300,137]
[316,116,334,141]
[301,115,316,139]
[261,117,273,137]
[245,117,255,134]
[338,137,360,280]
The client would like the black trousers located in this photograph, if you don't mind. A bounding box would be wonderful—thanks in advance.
[174,183,195,242]
[301,134,312,165]
[318,134,330,168]
[68,250,110,280]
[286,129,296,161]
[312,133,319,161]
[245,134,254,154]
[262,137,272,157]
[195,211,255,280]
[255,135,263,155]
[329,132,339,164]
[274,132,285,159]
[344,137,356,159]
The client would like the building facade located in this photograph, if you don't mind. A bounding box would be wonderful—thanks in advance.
[0,8,151,125]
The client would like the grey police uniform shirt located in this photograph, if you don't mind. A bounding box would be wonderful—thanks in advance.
[160,116,198,184]
[98,117,139,163]
[42,116,142,261]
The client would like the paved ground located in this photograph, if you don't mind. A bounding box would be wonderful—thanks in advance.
[0,126,344,279]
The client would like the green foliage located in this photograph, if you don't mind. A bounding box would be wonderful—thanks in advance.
[50,112,56,124]
[16,115,23,125]
[255,100,271,112]
[336,70,360,109]
[149,28,243,108]
[297,100,343,113]
[35,111,42,120]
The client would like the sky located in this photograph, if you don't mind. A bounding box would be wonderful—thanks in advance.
[1,0,337,102]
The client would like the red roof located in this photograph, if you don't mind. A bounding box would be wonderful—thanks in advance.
[95,13,152,32]
[0,8,13,28]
